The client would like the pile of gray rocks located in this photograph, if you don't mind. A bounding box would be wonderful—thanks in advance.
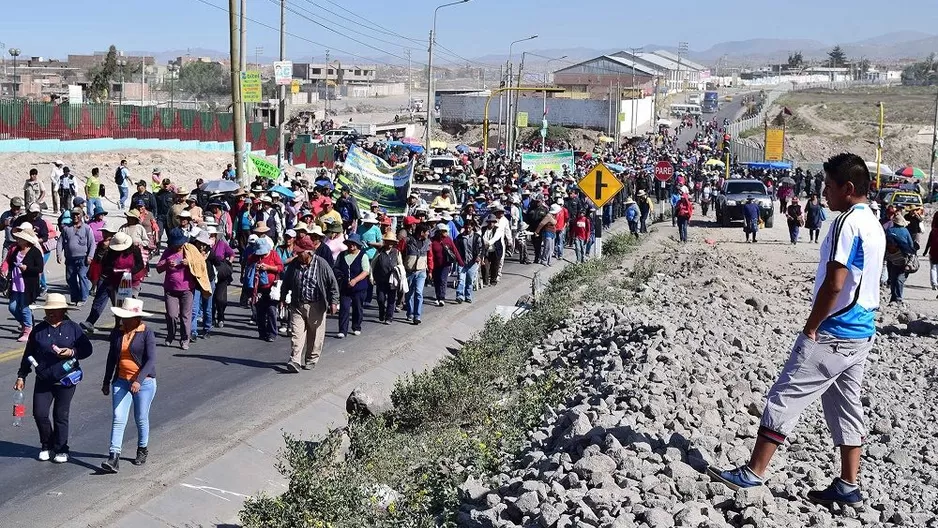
[457,246,938,528]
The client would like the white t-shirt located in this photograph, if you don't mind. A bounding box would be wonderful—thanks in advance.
[814,203,886,339]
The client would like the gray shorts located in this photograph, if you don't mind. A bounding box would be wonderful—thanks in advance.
[759,332,873,447]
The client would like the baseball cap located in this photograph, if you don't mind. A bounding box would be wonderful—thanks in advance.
[28,203,41,213]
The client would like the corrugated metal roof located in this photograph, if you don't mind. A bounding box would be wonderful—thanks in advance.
[603,56,661,76]
[554,55,657,77]
[649,50,707,71]
[610,51,682,72]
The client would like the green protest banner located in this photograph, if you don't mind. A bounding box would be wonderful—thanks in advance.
[249,154,280,179]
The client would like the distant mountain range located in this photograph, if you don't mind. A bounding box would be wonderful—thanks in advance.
[130,31,938,68]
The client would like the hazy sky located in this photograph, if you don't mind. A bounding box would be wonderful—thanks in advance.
[2,0,936,65]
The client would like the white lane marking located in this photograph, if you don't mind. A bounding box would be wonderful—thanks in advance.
[180,483,250,502]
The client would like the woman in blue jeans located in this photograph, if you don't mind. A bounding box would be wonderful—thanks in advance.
[100,298,158,473]
[5,228,44,342]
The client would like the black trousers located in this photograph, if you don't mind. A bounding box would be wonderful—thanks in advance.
[532,234,543,263]
[33,379,76,454]
[213,279,230,323]
[256,289,278,340]
[339,290,365,333]
[375,284,397,322]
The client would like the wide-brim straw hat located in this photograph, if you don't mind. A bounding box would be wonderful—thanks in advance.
[383,232,398,243]
[37,293,73,311]
[13,230,40,248]
[109,232,133,252]
[252,221,270,233]
[111,297,153,318]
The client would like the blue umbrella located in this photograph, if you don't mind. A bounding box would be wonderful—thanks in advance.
[268,185,296,200]
[200,179,241,193]
[455,144,470,154]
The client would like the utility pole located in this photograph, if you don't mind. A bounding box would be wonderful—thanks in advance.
[875,101,885,191]
[140,59,146,106]
[677,41,688,93]
[277,0,286,169]
[929,87,938,201]
[510,54,525,157]
[425,27,434,156]
[405,49,412,116]
[496,64,504,148]
[239,0,248,134]
[324,49,330,118]
[228,0,246,186]
[239,0,246,71]
[628,47,642,136]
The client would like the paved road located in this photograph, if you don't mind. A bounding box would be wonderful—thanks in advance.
[0,242,552,527]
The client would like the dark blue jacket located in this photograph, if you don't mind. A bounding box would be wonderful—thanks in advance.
[18,320,94,382]
[103,325,157,384]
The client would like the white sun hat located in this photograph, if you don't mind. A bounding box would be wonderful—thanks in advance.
[111,298,153,318]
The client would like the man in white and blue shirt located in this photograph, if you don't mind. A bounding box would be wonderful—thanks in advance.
[710,153,886,508]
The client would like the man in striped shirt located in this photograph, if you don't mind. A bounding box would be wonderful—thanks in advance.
[709,153,886,508]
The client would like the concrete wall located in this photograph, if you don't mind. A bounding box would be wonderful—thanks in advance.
[341,83,406,98]
[0,137,252,154]
[616,97,655,136]
[438,94,615,130]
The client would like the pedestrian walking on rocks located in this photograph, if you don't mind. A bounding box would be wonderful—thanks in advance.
[884,213,915,304]
[804,194,824,243]
[282,237,339,372]
[100,298,157,474]
[924,211,938,292]
[709,153,886,508]
[742,197,760,243]
[786,197,804,245]
[675,193,693,243]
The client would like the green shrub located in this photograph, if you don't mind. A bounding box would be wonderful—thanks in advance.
[240,231,640,528]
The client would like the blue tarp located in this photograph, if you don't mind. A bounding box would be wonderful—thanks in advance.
[386,141,426,154]
[743,161,792,170]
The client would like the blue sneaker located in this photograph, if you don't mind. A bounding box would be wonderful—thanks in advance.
[707,465,764,491]
[806,479,863,507]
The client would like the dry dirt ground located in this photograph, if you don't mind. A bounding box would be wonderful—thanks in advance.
[764,86,936,169]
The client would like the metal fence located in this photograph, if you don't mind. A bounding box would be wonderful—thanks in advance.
[725,80,894,164]
[0,99,281,156]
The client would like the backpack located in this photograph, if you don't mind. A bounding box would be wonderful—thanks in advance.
[114,167,125,186]
[677,200,692,218]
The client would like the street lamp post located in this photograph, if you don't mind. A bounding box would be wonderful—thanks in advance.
[168,64,179,110]
[505,35,537,158]
[518,52,567,153]
[425,0,470,159]
[117,59,126,107]
[9,48,20,98]
[542,55,567,152]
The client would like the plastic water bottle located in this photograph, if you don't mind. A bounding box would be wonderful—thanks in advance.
[12,390,25,427]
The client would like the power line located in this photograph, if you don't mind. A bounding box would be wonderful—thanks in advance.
[317,0,423,43]
[296,0,490,68]
[275,0,414,64]
[189,0,408,66]
[290,0,422,52]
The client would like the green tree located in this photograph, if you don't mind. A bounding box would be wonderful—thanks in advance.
[178,61,231,99]
[901,53,938,85]
[87,45,119,103]
[787,51,804,70]
[827,46,847,68]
